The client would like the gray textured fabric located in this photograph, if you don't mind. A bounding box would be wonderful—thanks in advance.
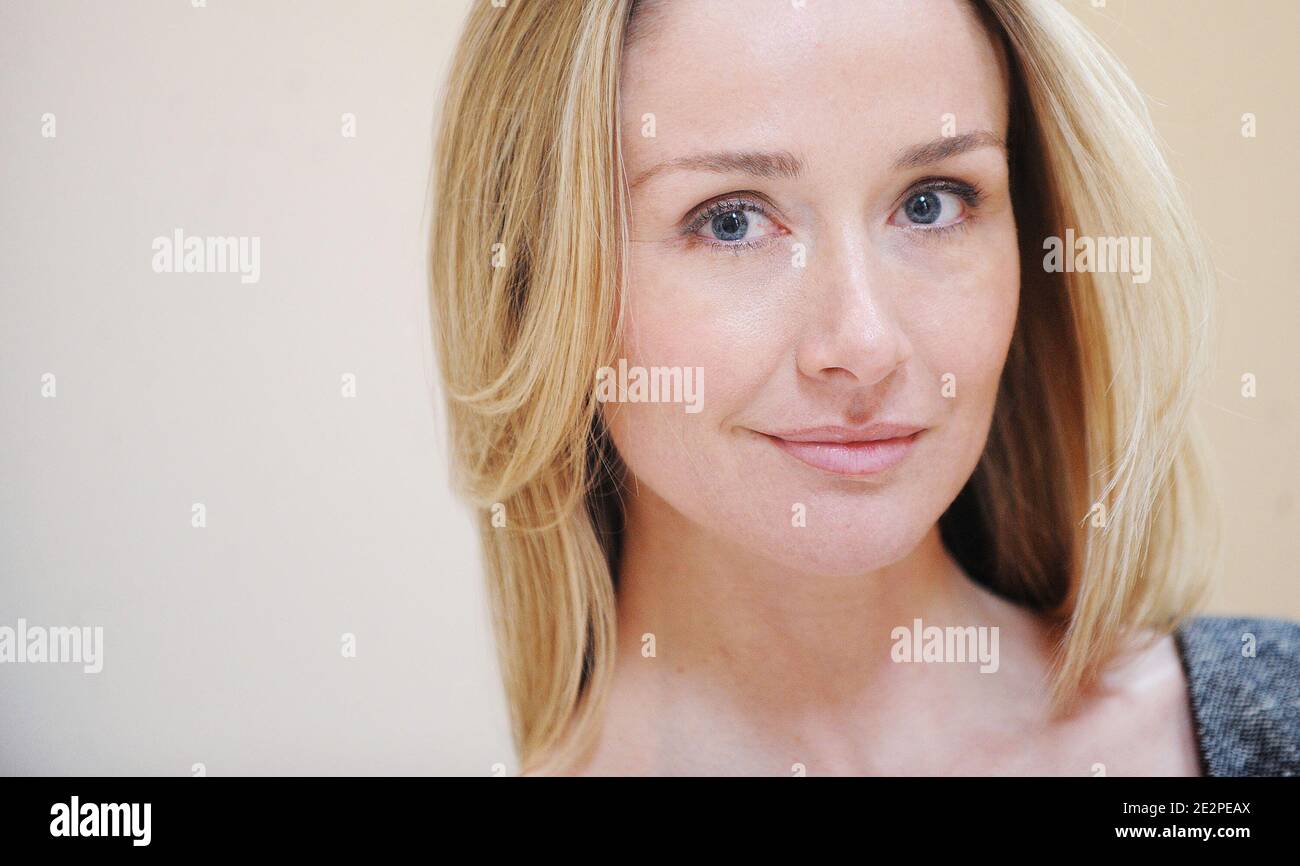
[1173,615,1300,776]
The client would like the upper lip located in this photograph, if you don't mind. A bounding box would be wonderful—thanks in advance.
[761,422,927,444]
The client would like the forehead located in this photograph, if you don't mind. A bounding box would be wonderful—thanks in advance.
[620,0,1009,171]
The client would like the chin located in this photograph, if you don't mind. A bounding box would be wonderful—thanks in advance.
[725,496,938,579]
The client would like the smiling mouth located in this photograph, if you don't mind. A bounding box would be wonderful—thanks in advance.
[759,426,925,476]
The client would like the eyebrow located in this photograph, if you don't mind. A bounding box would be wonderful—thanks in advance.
[627,130,1006,190]
[629,148,804,190]
[893,131,1007,170]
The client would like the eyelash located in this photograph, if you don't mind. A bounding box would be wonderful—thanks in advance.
[681,196,783,255]
[893,178,985,242]
[680,178,986,254]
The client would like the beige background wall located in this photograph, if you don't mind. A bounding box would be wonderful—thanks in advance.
[1061,0,1299,618]
[0,0,1294,775]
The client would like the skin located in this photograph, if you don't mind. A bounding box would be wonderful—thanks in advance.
[569,0,1200,776]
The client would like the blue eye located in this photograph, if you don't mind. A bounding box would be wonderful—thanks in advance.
[711,209,749,242]
[685,197,785,251]
[890,181,982,231]
[896,189,964,227]
[903,191,944,224]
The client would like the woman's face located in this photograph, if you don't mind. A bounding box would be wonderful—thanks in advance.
[609,0,1019,576]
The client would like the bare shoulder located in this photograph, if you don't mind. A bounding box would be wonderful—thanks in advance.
[1060,629,1202,775]
[533,735,651,777]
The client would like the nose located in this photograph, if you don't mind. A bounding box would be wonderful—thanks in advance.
[795,235,912,387]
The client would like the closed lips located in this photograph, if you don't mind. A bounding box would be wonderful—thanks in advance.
[761,425,925,476]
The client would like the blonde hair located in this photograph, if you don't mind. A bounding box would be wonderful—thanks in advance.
[428,0,1221,775]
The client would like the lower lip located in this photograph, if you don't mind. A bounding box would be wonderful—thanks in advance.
[764,431,922,476]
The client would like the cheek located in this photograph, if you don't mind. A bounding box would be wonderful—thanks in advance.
[616,246,791,424]
[604,250,786,523]
[946,240,1018,390]
[908,229,1020,462]
[620,246,792,361]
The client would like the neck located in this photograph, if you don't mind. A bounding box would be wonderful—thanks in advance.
[612,482,1048,712]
